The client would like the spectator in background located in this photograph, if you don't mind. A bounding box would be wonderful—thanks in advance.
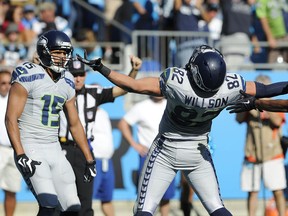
[174,0,212,67]
[236,75,286,216]
[21,4,42,40]
[0,0,10,40]
[0,23,27,69]
[256,0,288,64]
[21,3,42,61]
[82,0,106,42]
[174,0,204,31]
[219,0,255,70]
[53,0,77,32]
[109,0,134,64]
[91,107,115,216]
[118,96,176,216]
[250,3,268,65]
[0,69,22,216]
[131,0,162,64]
[38,1,72,37]
[131,0,160,30]
[198,0,222,44]
[1,5,28,42]
[158,0,174,30]
[110,0,134,44]
[73,28,103,65]
[58,56,141,216]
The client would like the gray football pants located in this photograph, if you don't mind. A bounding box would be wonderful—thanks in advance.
[20,142,81,211]
[133,135,226,215]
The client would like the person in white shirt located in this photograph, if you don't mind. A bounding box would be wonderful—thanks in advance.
[118,96,176,216]
[91,107,115,216]
[0,69,21,216]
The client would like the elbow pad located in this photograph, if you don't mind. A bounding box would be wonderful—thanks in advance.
[255,81,288,98]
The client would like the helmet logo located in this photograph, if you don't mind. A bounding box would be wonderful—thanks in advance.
[37,35,48,46]
[37,35,50,55]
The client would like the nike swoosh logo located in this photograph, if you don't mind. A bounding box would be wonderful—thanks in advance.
[89,169,96,177]
[17,68,25,74]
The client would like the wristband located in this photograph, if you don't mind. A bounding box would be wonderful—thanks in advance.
[98,64,111,77]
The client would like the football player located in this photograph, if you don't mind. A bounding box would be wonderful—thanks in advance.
[77,45,288,216]
[5,30,96,216]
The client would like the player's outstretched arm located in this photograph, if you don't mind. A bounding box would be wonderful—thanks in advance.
[76,53,162,96]
[245,80,288,98]
[112,55,142,97]
[255,100,288,112]
[227,90,288,113]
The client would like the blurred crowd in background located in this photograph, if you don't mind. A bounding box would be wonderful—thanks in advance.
[1,0,288,73]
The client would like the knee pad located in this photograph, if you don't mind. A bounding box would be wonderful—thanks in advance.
[37,206,56,216]
[134,211,153,216]
[61,198,81,212]
[210,207,233,216]
[37,193,59,208]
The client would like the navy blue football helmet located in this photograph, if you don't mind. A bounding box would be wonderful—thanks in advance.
[37,30,73,73]
[185,45,226,92]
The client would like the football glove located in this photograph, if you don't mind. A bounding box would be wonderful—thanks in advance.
[84,160,97,183]
[16,154,41,178]
[226,90,257,113]
[76,51,111,77]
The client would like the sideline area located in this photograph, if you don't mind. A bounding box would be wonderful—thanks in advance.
[0,199,269,216]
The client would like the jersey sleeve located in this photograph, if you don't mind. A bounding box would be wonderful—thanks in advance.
[159,67,174,97]
[64,72,76,100]
[225,72,246,102]
[95,87,115,105]
[11,62,40,93]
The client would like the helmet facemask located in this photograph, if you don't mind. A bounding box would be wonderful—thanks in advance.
[48,48,72,73]
[37,30,73,74]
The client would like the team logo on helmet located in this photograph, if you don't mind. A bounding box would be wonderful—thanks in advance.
[37,35,50,55]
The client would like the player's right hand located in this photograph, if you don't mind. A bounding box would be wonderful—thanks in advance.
[76,50,102,71]
[16,154,41,178]
[226,90,257,113]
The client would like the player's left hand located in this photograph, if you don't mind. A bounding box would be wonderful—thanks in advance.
[84,160,97,183]
[226,90,258,113]
[76,50,102,71]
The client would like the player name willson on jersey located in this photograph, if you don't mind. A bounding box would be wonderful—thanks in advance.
[184,95,229,108]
